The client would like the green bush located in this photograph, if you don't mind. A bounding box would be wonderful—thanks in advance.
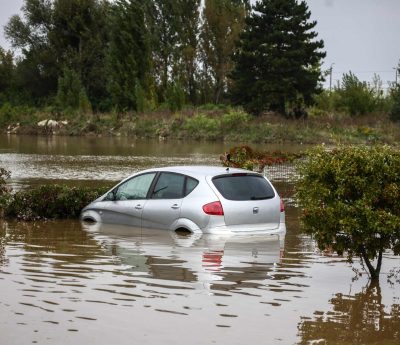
[220,109,251,132]
[389,86,400,122]
[197,103,228,112]
[296,145,400,280]
[0,103,17,125]
[6,184,109,221]
[0,168,11,214]
[312,90,342,115]
[313,73,390,117]
[132,117,161,137]
[183,113,220,139]
[336,72,375,116]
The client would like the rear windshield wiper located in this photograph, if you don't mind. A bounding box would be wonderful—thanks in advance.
[250,196,270,200]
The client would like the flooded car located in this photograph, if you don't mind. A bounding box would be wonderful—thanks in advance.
[81,166,286,234]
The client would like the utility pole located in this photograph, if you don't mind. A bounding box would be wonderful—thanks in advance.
[329,63,335,91]
[394,66,398,86]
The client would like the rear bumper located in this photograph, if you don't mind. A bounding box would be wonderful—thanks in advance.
[201,211,286,235]
[202,220,286,235]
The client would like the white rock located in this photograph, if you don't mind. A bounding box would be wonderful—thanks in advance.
[47,120,59,128]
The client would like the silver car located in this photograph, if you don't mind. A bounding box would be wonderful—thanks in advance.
[81,166,286,234]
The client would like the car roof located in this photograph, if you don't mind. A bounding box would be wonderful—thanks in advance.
[141,166,256,178]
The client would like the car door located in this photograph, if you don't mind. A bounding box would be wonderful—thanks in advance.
[141,172,186,230]
[98,172,156,227]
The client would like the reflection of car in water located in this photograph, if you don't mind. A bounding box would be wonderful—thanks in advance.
[82,222,285,288]
[81,166,286,235]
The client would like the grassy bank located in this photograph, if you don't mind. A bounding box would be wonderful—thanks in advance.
[1,104,400,145]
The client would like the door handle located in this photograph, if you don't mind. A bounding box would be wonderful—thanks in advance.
[135,204,143,210]
[171,204,180,210]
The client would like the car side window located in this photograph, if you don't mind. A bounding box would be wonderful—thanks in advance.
[151,173,185,199]
[185,177,199,196]
[114,173,156,201]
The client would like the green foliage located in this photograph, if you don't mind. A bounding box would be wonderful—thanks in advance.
[4,0,109,109]
[0,102,17,125]
[200,0,248,103]
[312,90,342,115]
[166,82,186,112]
[6,184,109,221]
[148,0,201,104]
[296,145,400,279]
[56,67,91,113]
[106,0,152,111]
[0,168,12,214]
[220,109,251,131]
[314,74,391,117]
[78,88,92,114]
[134,82,146,113]
[336,72,375,116]
[0,48,15,102]
[230,0,326,115]
[179,0,200,104]
[389,86,400,122]
[184,113,220,139]
[0,0,397,125]
[130,117,161,137]
[197,103,228,111]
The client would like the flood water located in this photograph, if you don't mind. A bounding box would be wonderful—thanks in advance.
[1,135,400,344]
[0,135,306,190]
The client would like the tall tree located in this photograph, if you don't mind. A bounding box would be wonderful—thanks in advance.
[230,0,326,115]
[147,0,200,106]
[4,0,110,109]
[107,0,152,111]
[0,48,15,102]
[51,0,110,110]
[200,0,249,104]
[5,0,57,103]
[149,0,181,103]
[176,0,200,104]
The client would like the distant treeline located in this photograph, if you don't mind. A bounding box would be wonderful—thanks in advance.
[0,0,329,116]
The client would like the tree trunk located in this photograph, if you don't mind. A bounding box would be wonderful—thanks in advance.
[360,245,382,281]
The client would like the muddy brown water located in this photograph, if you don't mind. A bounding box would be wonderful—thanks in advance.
[0,135,399,344]
[0,135,306,189]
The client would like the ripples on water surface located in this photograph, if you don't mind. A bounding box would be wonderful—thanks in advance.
[0,136,228,189]
[1,135,400,344]
[1,209,399,345]
[0,135,308,189]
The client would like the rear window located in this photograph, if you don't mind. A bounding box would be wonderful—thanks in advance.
[212,174,275,201]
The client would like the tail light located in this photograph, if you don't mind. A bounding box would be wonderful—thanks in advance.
[203,201,224,216]
[280,198,285,213]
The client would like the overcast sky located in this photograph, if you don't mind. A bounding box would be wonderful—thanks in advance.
[1,0,399,89]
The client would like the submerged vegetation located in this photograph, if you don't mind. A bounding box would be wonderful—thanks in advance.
[296,145,400,280]
[218,144,400,280]
[220,145,303,171]
[0,171,108,221]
